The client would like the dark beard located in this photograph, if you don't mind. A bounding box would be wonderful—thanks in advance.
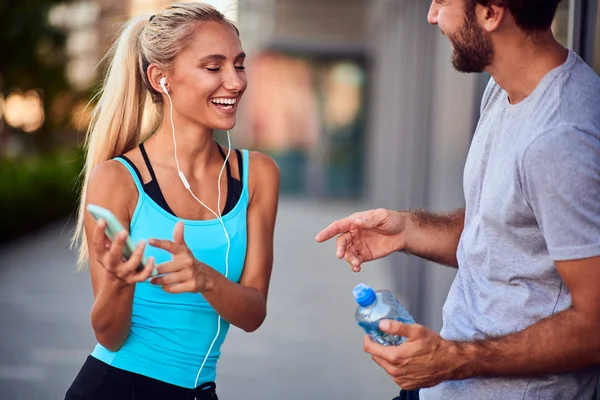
[449,13,494,73]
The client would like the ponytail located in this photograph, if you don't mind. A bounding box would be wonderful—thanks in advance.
[72,17,157,269]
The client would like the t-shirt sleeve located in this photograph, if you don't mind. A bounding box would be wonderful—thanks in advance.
[520,127,600,261]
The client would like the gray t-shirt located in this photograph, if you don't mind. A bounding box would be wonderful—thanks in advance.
[421,50,600,400]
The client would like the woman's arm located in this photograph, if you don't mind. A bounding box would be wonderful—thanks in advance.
[203,152,279,331]
[86,160,154,350]
[149,151,280,332]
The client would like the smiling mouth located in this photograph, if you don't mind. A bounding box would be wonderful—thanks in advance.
[210,97,237,111]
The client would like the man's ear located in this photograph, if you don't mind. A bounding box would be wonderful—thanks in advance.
[476,3,507,33]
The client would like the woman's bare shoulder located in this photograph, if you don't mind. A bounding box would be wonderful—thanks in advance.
[86,159,138,216]
[247,151,280,202]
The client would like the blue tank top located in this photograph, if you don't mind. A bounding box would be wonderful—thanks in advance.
[91,150,249,389]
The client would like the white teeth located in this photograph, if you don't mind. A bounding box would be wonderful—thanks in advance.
[210,98,236,105]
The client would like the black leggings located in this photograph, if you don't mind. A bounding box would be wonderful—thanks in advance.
[65,356,218,400]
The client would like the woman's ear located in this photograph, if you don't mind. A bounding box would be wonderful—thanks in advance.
[147,64,167,94]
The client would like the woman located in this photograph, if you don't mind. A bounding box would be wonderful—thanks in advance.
[66,3,279,399]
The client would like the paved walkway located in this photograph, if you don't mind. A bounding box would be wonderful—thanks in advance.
[0,198,400,399]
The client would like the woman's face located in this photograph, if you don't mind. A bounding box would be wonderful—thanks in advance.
[168,21,247,131]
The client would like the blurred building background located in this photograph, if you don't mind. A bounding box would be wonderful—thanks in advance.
[1,0,599,398]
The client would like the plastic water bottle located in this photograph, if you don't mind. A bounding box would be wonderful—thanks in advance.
[353,283,415,346]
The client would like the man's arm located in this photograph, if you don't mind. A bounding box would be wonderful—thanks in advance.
[403,208,465,268]
[316,207,465,270]
[364,256,600,390]
[457,255,600,378]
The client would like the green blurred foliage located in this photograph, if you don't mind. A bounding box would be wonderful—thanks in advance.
[0,1,84,241]
[0,148,83,241]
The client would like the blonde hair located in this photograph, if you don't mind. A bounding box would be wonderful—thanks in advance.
[72,3,239,269]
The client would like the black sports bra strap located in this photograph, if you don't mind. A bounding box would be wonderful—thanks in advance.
[117,155,144,184]
[235,149,243,184]
[139,143,158,183]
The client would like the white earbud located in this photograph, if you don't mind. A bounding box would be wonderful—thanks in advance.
[159,77,168,94]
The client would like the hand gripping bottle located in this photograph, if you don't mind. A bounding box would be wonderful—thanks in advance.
[353,283,415,346]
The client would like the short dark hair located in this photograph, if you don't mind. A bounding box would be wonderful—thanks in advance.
[467,0,563,32]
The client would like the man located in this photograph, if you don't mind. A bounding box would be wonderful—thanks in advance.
[316,0,600,399]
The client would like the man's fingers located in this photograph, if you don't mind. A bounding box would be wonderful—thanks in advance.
[344,243,363,272]
[379,320,419,338]
[316,211,378,243]
[337,233,364,272]
[353,217,375,229]
[371,355,400,376]
[315,218,354,243]
[363,334,381,357]
[335,232,353,258]
[363,335,394,361]
[354,209,386,229]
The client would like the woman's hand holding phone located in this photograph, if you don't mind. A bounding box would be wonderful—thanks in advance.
[91,219,156,284]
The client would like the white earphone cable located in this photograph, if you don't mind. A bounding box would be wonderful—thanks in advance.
[163,84,232,390]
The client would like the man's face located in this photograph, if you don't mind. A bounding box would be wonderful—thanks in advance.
[428,0,495,73]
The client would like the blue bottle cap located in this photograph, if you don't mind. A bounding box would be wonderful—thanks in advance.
[353,283,376,307]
